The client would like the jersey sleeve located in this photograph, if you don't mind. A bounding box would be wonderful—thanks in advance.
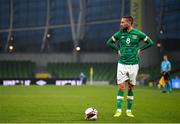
[111,31,120,41]
[138,31,146,41]
[106,31,120,51]
[138,31,154,51]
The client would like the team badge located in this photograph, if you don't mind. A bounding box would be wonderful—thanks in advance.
[132,35,137,39]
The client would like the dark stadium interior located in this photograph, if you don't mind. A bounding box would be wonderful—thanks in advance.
[0,0,180,84]
[1,0,180,123]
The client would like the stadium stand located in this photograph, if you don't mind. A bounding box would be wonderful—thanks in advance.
[0,61,36,78]
[0,0,180,85]
[0,59,179,84]
[47,62,116,81]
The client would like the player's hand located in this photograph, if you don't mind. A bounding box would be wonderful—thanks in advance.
[138,49,141,56]
[118,51,121,56]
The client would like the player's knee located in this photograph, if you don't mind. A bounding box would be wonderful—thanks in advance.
[118,83,125,91]
[128,83,134,91]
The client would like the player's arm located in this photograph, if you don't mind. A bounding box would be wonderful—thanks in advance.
[106,32,119,52]
[139,35,154,51]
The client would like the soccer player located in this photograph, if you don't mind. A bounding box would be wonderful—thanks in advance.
[106,16,154,117]
[161,55,172,93]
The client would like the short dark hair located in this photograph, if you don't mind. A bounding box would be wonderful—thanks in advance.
[122,16,134,25]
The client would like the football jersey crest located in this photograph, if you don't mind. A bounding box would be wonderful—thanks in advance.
[132,35,137,39]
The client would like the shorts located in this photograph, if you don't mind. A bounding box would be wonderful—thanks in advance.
[117,63,139,85]
[161,72,170,81]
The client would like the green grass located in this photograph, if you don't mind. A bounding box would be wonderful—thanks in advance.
[0,85,180,123]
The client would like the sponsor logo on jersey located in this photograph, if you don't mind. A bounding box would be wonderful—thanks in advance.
[132,35,137,39]
[121,36,125,39]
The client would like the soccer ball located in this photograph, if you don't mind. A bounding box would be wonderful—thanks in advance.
[84,107,98,120]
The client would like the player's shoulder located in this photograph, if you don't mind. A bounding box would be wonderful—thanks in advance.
[114,30,121,36]
[116,30,121,34]
[132,28,143,33]
[132,28,146,37]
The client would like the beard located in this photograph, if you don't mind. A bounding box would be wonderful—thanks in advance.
[121,27,128,31]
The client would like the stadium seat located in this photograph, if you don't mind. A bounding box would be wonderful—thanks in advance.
[47,62,116,81]
[0,61,36,78]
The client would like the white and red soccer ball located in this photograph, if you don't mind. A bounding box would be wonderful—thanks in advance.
[84,107,98,120]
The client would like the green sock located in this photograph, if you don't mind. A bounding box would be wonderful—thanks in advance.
[127,90,133,110]
[117,90,124,110]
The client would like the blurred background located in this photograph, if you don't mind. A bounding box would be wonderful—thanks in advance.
[0,0,180,86]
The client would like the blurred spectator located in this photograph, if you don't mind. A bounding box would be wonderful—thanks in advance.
[79,72,86,85]
[160,55,172,93]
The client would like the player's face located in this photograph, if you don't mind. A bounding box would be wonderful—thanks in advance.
[163,56,168,60]
[120,18,131,30]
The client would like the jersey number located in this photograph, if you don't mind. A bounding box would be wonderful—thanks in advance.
[126,38,131,44]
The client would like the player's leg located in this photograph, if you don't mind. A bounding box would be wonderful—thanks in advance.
[113,83,125,117]
[169,81,172,93]
[126,64,138,117]
[163,72,169,93]
[162,83,167,93]
[126,83,135,117]
[166,82,170,93]
[166,73,172,93]
[114,63,128,117]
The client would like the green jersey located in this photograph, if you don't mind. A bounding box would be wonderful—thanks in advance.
[106,28,154,65]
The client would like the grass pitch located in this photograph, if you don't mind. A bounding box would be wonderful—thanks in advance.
[0,85,180,123]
